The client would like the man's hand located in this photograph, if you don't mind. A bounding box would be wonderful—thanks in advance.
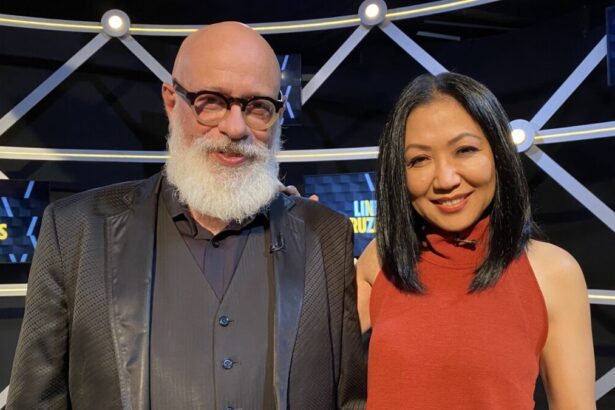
[277,181,300,197]
[277,181,319,201]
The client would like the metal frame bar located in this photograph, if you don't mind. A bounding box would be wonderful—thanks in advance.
[119,35,172,83]
[536,121,615,144]
[589,289,615,306]
[0,119,613,163]
[597,367,615,400]
[301,25,371,104]
[3,283,613,302]
[0,1,501,35]
[385,0,499,21]
[0,284,27,297]
[0,33,110,137]
[0,145,380,163]
[0,14,101,32]
[525,145,615,233]
[0,0,614,401]
[0,385,8,409]
[14,274,615,407]
[531,36,607,130]
[379,21,448,74]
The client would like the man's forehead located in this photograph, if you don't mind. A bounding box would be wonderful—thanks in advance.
[173,24,279,79]
[177,57,280,97]
[172,23,280,96]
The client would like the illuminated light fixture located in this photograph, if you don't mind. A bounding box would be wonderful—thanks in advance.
[511,128,526,145]
[0,1,488,35]
[129,17,363,35]
[509,119,535,153]
[359,0,387,27]
[276,150,379,159]
[108,15,123,30]
[0,16,101,31]
[0,147,380,163]
[0,149,169,161]
[589,294,615,301]
[386,0,481,18]
[536,125,615,141]
[365,4,381,18]
[101,9,130,37]
[0,285,28,296]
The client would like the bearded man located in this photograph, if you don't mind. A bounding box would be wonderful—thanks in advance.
[8,22,366,410]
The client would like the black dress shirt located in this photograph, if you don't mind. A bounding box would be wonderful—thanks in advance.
[161,178,268,300]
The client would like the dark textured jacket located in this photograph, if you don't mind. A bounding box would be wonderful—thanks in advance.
[7,173,366,410]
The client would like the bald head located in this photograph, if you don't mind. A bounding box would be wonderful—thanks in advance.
[172,22,281,97]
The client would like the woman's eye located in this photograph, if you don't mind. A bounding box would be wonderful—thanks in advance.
[407,156,428,167]
[457,146,479,155]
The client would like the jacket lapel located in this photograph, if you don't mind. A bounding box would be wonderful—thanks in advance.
[105,174,161,410]
[269,195,305,410]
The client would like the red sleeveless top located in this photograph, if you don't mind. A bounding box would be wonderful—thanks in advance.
[367,218,548,410]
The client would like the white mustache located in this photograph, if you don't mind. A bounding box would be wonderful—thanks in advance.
[191,137,270,161]
[165,110,282,222]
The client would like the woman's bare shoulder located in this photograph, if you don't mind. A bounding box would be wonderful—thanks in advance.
[527,240,583,282]
[526,239,587,310]
[356,238,381,285]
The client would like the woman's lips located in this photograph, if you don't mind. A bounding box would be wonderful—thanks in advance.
[432,193,471,213]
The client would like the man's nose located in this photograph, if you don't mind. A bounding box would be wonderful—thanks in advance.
[217,105,249,140]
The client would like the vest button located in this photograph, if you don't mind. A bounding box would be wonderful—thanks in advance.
[212,239,220,248]
[218,315,231,327]
[222,358,234,370]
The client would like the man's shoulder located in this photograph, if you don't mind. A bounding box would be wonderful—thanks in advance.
[284,195,350,229]
[49,174,160,218]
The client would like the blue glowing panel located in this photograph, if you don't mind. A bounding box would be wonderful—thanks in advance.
[305,172,376,256]
[277,54,302,125]
[608,6,615,86]
[0,180,49,264]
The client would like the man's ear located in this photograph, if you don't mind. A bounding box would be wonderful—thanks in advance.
[161,83,176,118]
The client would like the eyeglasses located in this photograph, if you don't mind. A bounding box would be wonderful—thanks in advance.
[173,79,285,131]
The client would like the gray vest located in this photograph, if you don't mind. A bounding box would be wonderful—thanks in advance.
[150,199,274,410]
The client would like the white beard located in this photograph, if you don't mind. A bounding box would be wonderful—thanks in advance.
[165,112,281,223]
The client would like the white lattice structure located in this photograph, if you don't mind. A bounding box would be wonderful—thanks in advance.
[0,0,614,403]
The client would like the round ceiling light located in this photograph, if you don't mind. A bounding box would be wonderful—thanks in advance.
[509,119,536,153]
[511,128,527,145]
[359,0,387,27]
[365,4,381,19]
[101,9,131,37]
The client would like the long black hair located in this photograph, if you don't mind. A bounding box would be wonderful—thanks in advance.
[376,72,534,293]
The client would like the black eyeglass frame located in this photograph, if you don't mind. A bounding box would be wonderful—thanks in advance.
[172,79,285,130]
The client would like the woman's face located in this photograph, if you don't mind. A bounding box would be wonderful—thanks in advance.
[404,94,496,233]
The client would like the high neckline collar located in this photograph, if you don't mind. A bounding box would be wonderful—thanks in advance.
[420,216,490,269]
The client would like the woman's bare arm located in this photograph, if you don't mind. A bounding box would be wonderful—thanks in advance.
[356,239,381,334]
[528,240,595,410]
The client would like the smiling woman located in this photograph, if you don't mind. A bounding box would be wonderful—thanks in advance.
[403,95,496,235]
[357,72,596,410]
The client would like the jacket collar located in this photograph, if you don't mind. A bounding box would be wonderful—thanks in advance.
[106,172,161,410]
[268,194,305,410]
